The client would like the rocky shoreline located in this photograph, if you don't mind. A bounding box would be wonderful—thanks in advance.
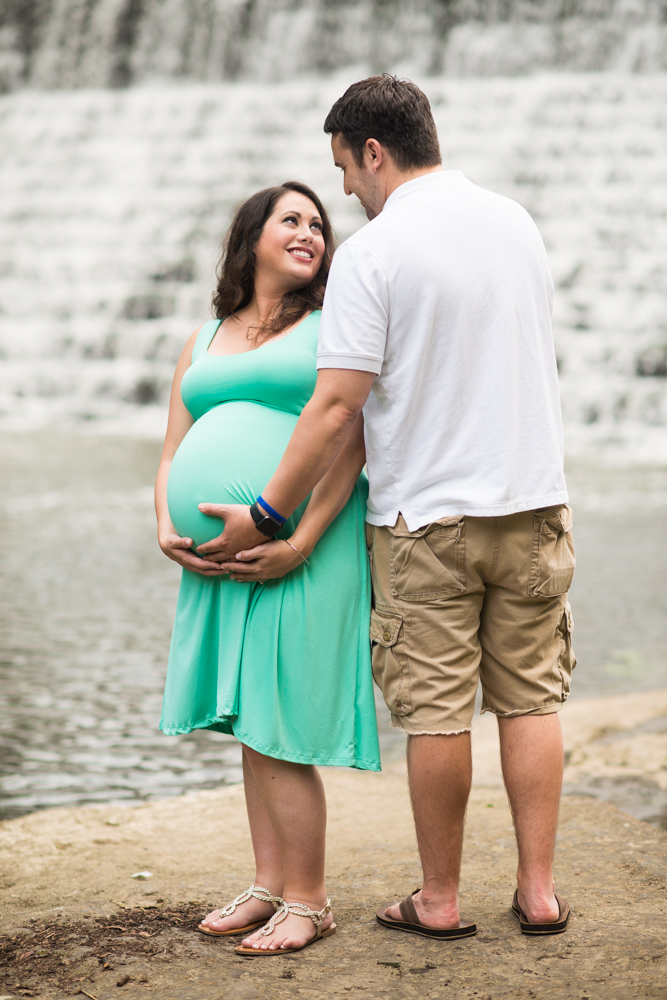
[1,690,666,999]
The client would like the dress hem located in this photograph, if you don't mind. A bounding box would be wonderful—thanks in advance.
[234,725,381,772]
[160,715,381,772]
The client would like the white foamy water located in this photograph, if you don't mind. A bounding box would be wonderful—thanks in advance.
[5,0,667,90]
[1,72,666,459]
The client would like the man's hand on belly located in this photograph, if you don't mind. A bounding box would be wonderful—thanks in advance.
[196,503,265,561]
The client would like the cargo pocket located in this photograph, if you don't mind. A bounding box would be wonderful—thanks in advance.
[369,609,412,716]
[529,504,576,597]
[556,601,576,699]
[365,522,374,578]
[390,517,466,601]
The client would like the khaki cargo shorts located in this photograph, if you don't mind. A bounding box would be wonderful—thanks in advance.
[366,506,576,735]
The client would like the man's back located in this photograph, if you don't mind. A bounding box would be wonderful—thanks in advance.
[317,170,568,529]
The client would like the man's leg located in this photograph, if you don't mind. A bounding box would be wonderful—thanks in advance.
[369,517,486,930]
[384,731,472,928]
[498,713,563,923]
[478,508,575,926]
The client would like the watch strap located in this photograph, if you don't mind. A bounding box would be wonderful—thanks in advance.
[249,501,282,537]
[256,495,286,525]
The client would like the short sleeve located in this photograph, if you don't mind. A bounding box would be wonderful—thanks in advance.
[316,243,389,374]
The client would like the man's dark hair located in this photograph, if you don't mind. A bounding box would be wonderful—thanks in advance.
[323,74,441,171]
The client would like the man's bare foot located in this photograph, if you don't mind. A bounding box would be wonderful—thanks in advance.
[516,876,559,924]
[384,889,460,929]
[240,899,333,951]
[200,894,277,934]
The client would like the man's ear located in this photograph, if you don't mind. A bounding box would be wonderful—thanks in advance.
[364,138,384,173]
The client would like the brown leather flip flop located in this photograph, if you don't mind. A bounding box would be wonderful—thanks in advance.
[511,889,570,935]
[376,889,477,940]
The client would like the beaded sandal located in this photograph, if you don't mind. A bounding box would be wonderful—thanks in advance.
[234,898,337,955]
[198,884,283,937]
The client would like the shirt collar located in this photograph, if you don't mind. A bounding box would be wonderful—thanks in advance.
[384,170,466,209]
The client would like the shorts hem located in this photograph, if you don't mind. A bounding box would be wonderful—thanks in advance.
[391,718,472,736]
[481,703,564,718]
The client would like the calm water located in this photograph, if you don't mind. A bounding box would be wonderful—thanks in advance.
[1,431,666,820]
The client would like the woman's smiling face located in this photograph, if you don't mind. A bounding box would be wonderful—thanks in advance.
[253,191,326,293]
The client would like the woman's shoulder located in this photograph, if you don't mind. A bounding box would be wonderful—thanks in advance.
[302,309,321,331]
[190,319,223,363]
[298,309,321,349]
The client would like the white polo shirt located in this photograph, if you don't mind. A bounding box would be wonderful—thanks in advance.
[316,171,568,530]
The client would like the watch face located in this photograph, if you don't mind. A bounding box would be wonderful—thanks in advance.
[250,502,280,536]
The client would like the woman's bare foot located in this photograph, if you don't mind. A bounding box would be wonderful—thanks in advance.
[240,898,333,951]
[200,893,278,934]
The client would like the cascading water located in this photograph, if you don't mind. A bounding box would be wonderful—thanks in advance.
[0,1,666,456]
[1,71,666,457]
[2,0,667,91]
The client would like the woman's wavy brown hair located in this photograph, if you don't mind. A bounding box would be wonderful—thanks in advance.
[212,181,335,341]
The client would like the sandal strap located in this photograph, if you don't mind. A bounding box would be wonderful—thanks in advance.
[218,884,282,919]
[259,898,332,937]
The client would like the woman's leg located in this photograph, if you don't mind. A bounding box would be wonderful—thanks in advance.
[240,746,333,950]
[200,748,284,932]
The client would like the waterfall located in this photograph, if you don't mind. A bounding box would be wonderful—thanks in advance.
[1,0,667,457]
[2,0,667,93]
[1,71,666,457]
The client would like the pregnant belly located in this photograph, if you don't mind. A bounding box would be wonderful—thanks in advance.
[167,401,298,547]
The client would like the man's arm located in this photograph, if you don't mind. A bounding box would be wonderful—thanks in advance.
[261,367,375,514]
[196,367,375,560]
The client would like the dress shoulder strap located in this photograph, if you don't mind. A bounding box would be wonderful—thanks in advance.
[191,319,222,363]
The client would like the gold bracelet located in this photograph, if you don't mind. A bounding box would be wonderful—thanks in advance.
[283,539,310,566]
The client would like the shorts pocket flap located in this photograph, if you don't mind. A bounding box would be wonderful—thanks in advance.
[370,610,402,647]
[536,504,573,533]
[561,601,574,634]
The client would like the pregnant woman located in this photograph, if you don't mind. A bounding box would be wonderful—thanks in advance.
[154,181,380,955]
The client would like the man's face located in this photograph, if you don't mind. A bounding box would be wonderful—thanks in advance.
[331,134,383,221]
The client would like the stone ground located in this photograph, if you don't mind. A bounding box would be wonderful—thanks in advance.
[1,691,666,1000]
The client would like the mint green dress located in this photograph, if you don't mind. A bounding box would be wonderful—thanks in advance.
[160,311,381,771]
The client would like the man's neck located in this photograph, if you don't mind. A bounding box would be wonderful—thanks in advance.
[382,164,443,206]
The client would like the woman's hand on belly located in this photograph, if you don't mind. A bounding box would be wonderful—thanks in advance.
[159,530,230,576]
[218,538,303,582]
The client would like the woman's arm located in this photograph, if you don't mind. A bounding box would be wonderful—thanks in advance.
[155,327,228,577]
[222,414,366,582]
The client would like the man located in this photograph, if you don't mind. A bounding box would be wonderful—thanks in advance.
[199,75,575,938]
